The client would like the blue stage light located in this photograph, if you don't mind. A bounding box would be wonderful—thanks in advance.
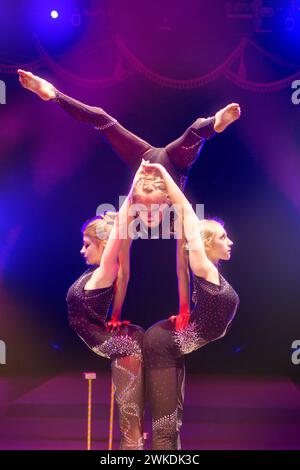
[50,342,63,351]
[29,1,88,54]
[233,345,245,354]
[50,10,59,19]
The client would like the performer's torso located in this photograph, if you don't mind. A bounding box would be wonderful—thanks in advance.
[123,237,178,330]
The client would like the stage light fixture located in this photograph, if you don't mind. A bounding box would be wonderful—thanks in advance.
[50,10,59,19]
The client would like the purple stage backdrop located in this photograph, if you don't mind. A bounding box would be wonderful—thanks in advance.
[0,0,300,453]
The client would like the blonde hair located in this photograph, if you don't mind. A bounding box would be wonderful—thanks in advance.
[132,169,169,203]
[81,212,117,241]
[198,218,224,246]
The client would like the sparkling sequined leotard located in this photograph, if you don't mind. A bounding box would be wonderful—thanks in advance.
[66,268,144,359]
[55,89,216,450]
[174,273,240,355]
[143,272,239,450]
[53,89,215,189]
[143,272,239,369]
[67,268,145,450]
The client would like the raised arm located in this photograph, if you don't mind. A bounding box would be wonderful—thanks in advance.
[17,69,153,168]
[88,202,131,289]
[106,237,132,331]
[169,235,191,331]
[176,235,190,315]
[86,164,143,290]
[142,161,216,280]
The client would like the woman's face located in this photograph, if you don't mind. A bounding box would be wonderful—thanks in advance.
[80,235,104,266]
[207,224,233,262]
[133,193,168,227]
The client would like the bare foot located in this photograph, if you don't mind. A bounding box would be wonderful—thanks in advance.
[17,69,55,101]
[214,103,241,133]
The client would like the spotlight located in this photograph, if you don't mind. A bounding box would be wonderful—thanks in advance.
[50,10,59,19]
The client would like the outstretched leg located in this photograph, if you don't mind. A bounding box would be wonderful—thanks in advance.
[165,103,241,173]
[143,320,186,450]
[68,311,146,450]
[214,103,241,133]
[146,365,184,450]
[164,117,215,172]
[18,69,153,168]
[111,354,145,450]
[176,363,186,449]
[95,323,146,450]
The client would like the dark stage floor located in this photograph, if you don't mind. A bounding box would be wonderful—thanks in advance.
[0,373,299,450]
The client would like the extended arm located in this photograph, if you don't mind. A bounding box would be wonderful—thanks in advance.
[110,237,132,322]
[87,164,143,289]
[176,236,190,315]
[142,161,214,279]
[170,235,191,331]
[89,201,131,289]
[104,237,132,332]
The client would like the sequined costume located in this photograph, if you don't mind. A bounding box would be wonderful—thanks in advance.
[143,272,239,449]
[66,268,145,450]
[55,89,216,450]
[53,89,215,189]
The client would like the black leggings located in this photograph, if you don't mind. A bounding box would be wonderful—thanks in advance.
[54,90,215,188]
[59,91,216,448]
[74,320,146,450]
[143,318,209,450]
[145,363,186,450]
[111,352,145,451]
